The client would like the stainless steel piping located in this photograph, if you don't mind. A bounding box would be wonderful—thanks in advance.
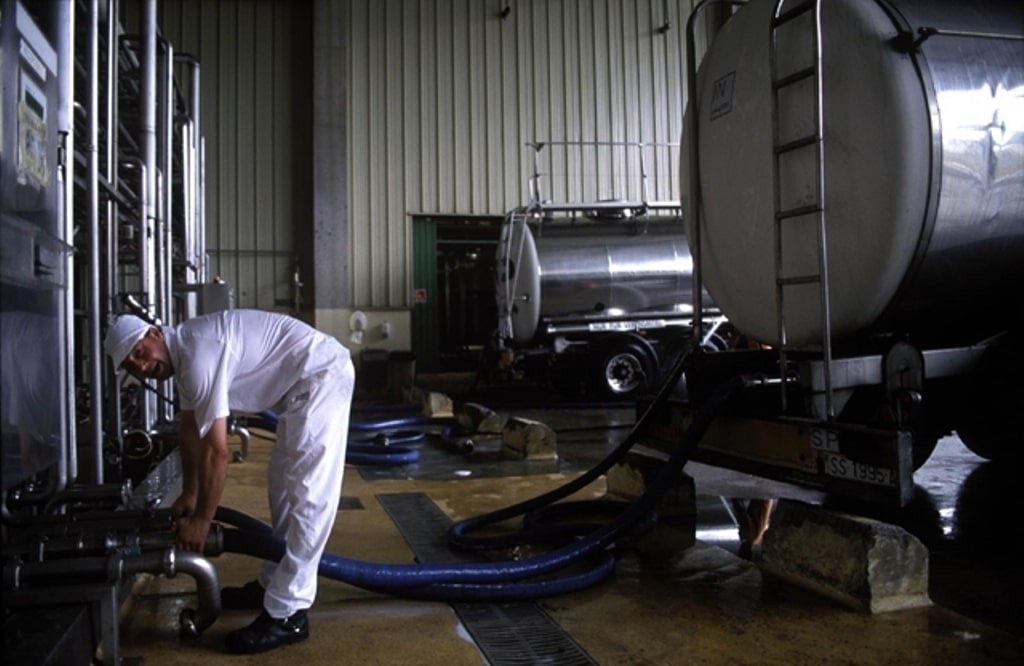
[86,0,105,484]
[4,546,222,638]
[140,0,158,315]
[157,37,175,423]
[176,54,203,284]
[104,0,123,451]
[55,0,76,493]
[43,481,133,515]
[120,158,155,431]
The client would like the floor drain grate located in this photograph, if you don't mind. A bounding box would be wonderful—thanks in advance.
[338,496,364,511]
[377,492,597,666]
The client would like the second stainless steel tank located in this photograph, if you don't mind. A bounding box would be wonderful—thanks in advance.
[496,213,701,345]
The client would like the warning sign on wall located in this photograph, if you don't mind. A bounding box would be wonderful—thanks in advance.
[413,288,427,304]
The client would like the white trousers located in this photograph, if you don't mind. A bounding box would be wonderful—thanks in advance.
[260,356,354,618]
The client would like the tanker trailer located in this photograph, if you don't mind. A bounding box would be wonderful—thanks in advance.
[495,207,727,399]
[653,0,1024,505]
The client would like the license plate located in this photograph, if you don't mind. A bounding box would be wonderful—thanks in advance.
[588,319,666,332]
[820,452,896,487]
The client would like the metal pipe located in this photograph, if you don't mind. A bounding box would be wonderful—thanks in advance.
[174,550,222,637]
[1,507,174,532]
[230,423,252,462]
[685,0,747,347]
[156,38,175,423]
[85,0,105,484]
[158,37,174,326]
[43,481,133,514]
[4,522,224,561]
[54,0,76,496]
[4,546,222,638]
[176,55,203,284]
[120,159,156,430]
[179,119,195,317]
[104,0,123,460]
[140,0,158,314]
[199,137,208,282]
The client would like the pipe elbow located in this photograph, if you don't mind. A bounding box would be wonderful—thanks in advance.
[172,550,222,638]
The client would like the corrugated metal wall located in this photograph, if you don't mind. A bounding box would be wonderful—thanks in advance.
[144,0,722,316]
[348,0,709,308]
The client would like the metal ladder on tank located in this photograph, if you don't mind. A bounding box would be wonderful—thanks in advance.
[769,0,835,418]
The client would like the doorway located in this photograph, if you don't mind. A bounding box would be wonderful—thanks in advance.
[411,215,502,373]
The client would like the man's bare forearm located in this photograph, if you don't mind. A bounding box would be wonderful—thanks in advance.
[192,416,230,522]
[177,411,202,499]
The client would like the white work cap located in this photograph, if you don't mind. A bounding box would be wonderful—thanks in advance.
[104,314,152,370]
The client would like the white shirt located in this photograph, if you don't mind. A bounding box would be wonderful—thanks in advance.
[164,309,349,438]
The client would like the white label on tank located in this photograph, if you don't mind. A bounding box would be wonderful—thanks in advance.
[710,72,736,120]
[19,40,46,81]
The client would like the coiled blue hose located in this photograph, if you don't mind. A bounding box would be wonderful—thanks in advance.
[254,410,463,467]
[214,356,743,601]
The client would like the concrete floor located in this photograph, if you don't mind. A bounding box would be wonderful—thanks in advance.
[115,379,1024,665]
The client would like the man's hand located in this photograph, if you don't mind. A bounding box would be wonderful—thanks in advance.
[175,514,212,553]
[170,491,197,519]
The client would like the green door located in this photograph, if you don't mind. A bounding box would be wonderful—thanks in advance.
[411,217,439,373]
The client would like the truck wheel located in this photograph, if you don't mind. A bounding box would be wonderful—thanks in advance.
[958,421,1021,462]
[956,338,1024,463]
[592,339,655,399]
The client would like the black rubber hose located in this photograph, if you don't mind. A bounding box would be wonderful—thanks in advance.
[447,344,701,551]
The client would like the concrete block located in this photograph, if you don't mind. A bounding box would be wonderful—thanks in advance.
[405,386,454,417]
[762,499,930,613]
[502,416,557,460]
[458,402,504,434]
[605,450,696,519]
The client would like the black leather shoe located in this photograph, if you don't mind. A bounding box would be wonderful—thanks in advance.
[225,609,309,654]
[221,580,265,609]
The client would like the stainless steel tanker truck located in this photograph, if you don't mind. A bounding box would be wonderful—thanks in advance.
[652,0,1024,505]
[495,201,729,400]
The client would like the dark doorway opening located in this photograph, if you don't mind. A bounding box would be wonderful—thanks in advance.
[437,217,501,371]
[413,215,502,373]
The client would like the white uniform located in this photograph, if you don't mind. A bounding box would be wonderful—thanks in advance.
[163,309,354,617]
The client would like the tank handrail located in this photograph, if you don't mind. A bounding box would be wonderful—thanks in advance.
[902,26,1024,51]
[524,140,683,215]
[685,0,748,351]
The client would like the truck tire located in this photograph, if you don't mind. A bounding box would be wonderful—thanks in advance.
[591,336,656,399]
[955,338,1024,463]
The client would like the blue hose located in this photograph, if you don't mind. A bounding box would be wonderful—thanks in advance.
[215,363,743,601]
[253,411,466,467]
[220,526,616,601]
